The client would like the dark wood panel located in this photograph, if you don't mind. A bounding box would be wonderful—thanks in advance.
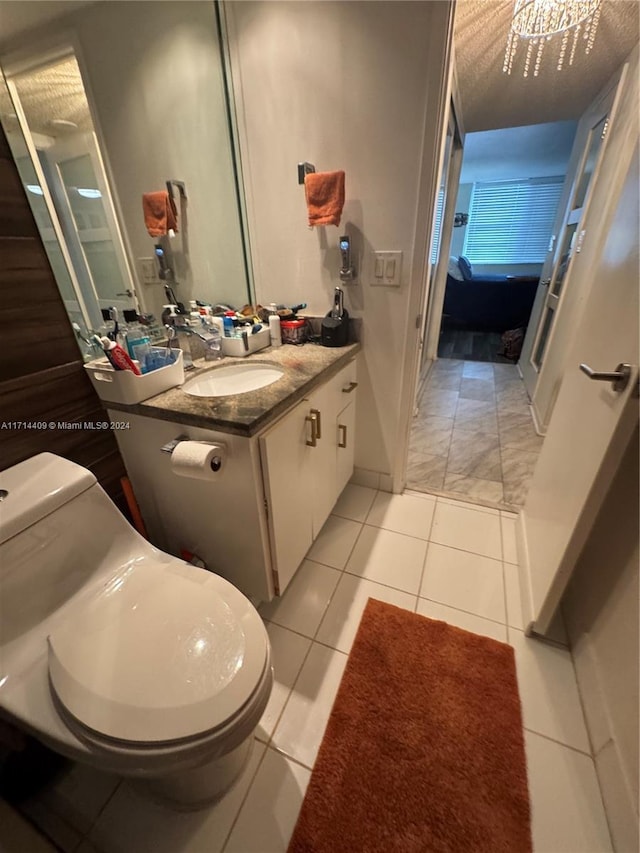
[0,237,81,379]
[0,363,127,503]
[0,157,40,239]
[0,131,10,158]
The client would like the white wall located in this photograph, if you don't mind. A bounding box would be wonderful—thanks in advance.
[460,121,577,184]
[563,428,639,852]
[449,121,577,276]
[227,0,452,476]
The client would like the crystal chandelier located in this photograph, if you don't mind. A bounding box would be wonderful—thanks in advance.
[503,0,603,76]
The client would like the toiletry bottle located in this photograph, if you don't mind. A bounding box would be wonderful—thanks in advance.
[269,314,282,347]
[99,336,141,374]
[223,314,235,337]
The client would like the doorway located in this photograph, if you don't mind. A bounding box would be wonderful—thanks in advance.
[406,122,576,508]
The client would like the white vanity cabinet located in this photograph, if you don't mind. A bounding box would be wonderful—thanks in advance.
[259,359,357,593]
[109,357,357,602]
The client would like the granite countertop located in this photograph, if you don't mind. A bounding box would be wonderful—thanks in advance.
[107,342,361,436]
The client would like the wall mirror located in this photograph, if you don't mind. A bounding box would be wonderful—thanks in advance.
[0,1,253,357]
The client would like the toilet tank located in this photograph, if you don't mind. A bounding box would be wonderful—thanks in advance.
[0,454,152,671]
[0,454,96,545]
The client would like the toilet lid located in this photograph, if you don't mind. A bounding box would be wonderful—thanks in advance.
[47,561,268,743]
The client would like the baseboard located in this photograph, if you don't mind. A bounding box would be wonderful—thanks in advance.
[595,739,639,852]
[571,633,639,851]
[529,402,546,437]
[351,467,396,491]
[515,511,534,628]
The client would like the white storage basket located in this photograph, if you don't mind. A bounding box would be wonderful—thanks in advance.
[221,326,270,357]
[84,349,184,405]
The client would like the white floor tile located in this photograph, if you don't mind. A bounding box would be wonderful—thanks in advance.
[306,515,362,569]
[259,624,312,741]
[259,560,340,638]
[76,841,105,853]
[525,730,612,853]
[345,525,427,594]
[88,740,266,853]
[18,799,82,853]
[430,501,502,559]
[21,762,119,837]
[365,491,436,539]
[420,543,506,623]
[509,628,591,753]
[224,747,310,852]
[501,515,519,564]
[332,483,377,522]
[271,643,347,769]
[416,598,507,643]
[504,562,525,631]
[316,573,417,653]
[436,494,500,515]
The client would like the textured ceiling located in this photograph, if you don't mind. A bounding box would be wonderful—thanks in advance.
[454,0,640,131]
[11,56,93,138]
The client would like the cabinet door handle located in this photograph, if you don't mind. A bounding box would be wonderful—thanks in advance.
[338,423,348,448]
[310,408,322,439]
[305,413,317,447]
[342,381,358,394]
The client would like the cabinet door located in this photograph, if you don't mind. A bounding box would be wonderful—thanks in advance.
[336,396,356,495]
[259,401,314,594]
[308,381,336,537]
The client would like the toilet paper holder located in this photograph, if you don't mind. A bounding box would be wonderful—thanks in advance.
[161,436,225,474]
[160,435,188,454]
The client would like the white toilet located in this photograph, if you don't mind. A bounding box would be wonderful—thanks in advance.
[0,453,273,807]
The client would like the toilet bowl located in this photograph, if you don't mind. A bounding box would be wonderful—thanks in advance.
[0,453,273,807]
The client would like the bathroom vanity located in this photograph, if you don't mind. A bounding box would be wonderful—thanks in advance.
[106,344,359,602]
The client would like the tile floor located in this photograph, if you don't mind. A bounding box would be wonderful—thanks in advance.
[408,358,544,508]
[16,487,612,853]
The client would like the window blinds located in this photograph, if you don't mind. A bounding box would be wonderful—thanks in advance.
[430,187,446,266]
[463,178,563,264]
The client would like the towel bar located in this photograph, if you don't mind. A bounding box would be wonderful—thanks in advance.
[166,179,187,200]
[297,162,316,184]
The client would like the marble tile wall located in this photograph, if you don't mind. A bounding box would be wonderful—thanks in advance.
[408,359,543,508]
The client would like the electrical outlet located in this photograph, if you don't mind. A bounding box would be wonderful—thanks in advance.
[370,251,402,286]
[139,257,159,285]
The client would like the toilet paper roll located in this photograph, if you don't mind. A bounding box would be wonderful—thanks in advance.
[170,441,226,480]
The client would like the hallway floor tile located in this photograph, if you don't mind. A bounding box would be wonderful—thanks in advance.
[409,359,543,509]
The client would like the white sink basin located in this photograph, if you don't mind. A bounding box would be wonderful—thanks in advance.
[182,363,285,397]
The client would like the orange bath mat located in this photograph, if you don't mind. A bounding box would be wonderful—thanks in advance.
[288,599,532,853]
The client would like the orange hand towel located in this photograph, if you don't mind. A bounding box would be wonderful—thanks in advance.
[304,170,345,227]
[142,191,178,237]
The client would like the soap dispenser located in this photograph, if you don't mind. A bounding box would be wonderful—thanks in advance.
[321,287,350,347]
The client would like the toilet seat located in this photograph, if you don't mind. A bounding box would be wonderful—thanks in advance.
[47,561,268,744]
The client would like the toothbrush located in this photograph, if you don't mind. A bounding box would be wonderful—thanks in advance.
[108,306,119,341]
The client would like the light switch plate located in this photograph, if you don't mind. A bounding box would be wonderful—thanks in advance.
[139,257,160,285]
[370,251,402,286]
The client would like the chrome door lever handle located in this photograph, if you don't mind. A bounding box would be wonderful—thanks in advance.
[579,362,632,392]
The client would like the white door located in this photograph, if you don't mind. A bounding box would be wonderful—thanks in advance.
[45,132,137,316]
[520,71,623,405]
[419,105,464,387]
[521,139,639,636]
